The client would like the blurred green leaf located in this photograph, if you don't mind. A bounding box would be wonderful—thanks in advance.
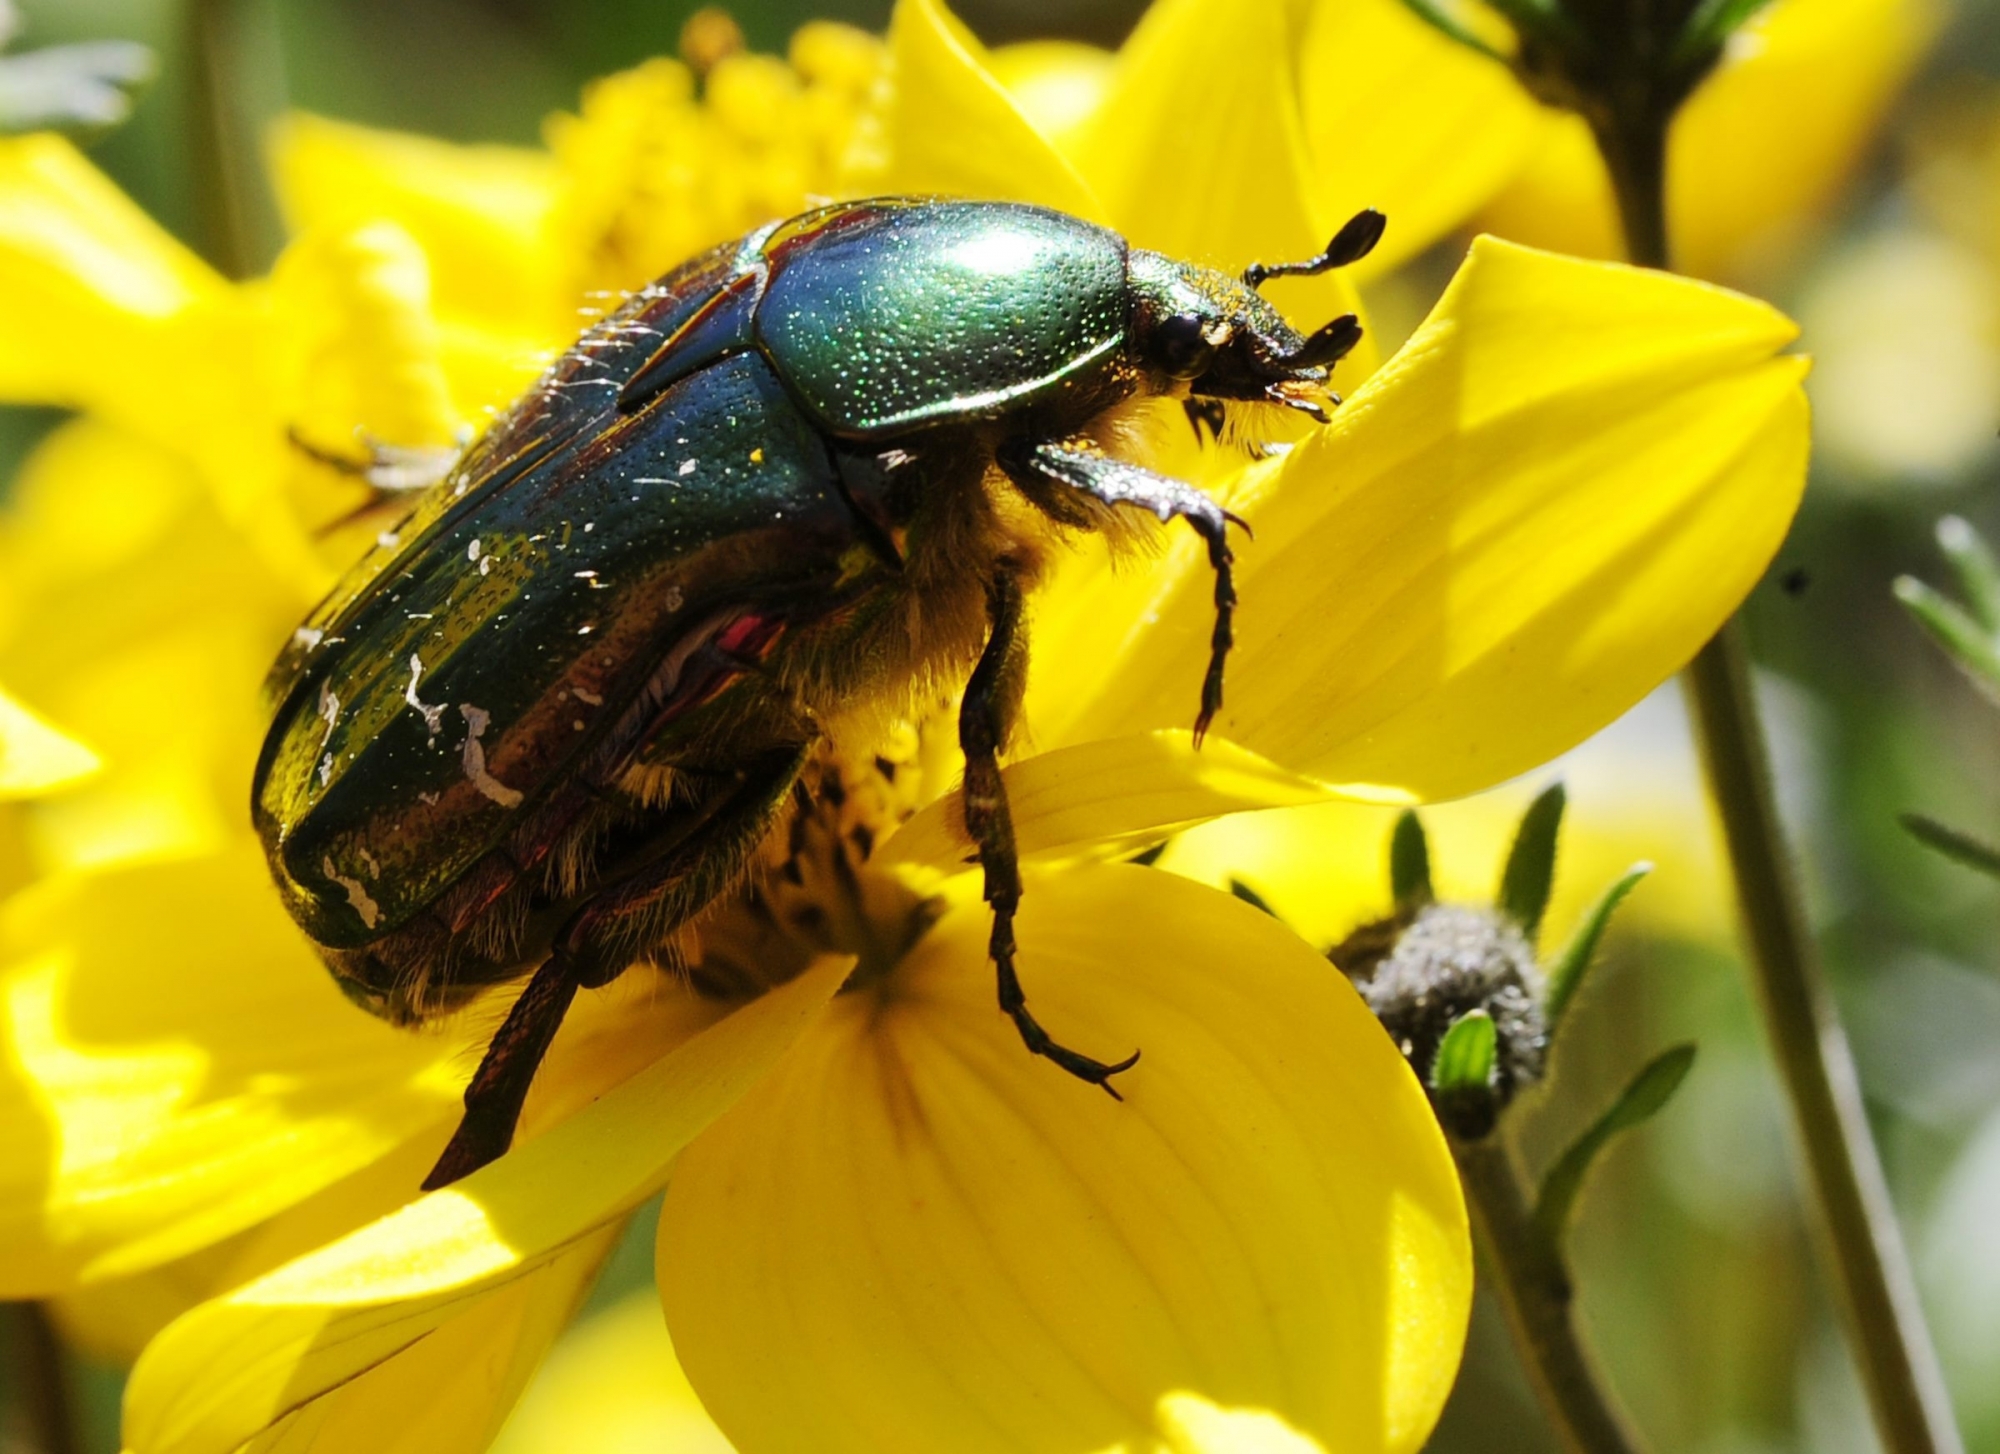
[1544,862,1652,1031]
[1535,1044,1696,1246]
[1894,575,2000,703]
[1499,782,1566,942]
[1900,813,2000,880]
[1392,0,1510,61]
[1936,516,2000,636]
[0,39,152,135]
[1390,809,1433,912]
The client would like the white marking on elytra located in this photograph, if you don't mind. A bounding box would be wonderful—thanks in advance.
[458,704,524,807]
[664,584,685,612]
[377,531,400,549]
[678,458,698,477]
[357,847,381,877]
[322,855,381,929]
[293,626,324,649]
[467,538,482,562]
[573,688,603,706]
[405,655,446,743]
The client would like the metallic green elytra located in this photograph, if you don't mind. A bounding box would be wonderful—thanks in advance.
[253,197,1386,1188]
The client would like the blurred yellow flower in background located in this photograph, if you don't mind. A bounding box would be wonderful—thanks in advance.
[0,1,1814,1450]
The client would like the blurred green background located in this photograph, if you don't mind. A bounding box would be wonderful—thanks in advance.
[3,0,1999,1451]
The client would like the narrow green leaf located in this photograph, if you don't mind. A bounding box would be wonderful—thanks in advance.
[1534,1045,1696,1246]
[1901,813,2000,880]
[1498,782,1566,942]
[1937,516,2000,636]
[1391,0,1510,61]
[1670,0,1777,71]
[0,40,152,135]
[1543,863,1651,1031]
[1228,878,1278,916]
[1431,1010,1497,1095]
[1390,810,1433,911]
[1894,576,2000,703]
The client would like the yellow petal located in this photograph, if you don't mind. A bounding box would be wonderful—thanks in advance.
[881,729,1407,874]
[0,848,463,1290]
[658,865,1469,1454]
[268,112,561,334]
[1077,0,1368,357]
[0,133,223,410]
[493,1291,736,1454]
[1034,237,1809,802]
[871,0,1101,218]
[122,958,847,1454]
[1298,0,1544,275]
[1479,0,1940,279]
[0,685,99,798]
[987,40,1115,158]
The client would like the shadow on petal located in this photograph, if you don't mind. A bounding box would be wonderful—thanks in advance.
[659,864,1468,1454]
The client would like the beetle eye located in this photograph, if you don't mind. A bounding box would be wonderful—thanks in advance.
[1157,314,1215,378]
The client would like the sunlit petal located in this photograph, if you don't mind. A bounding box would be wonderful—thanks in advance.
[871,0,1100,218]
[660,865,1468,1454]
[0,849,462,1290]
[1078,0,1367,352]
[1479,0,1940,279]
[1299,0,1543,276]
[268,113,561,334]
[122,958,846,1454]
[0,685,98,798]
[1034,237,1809,802]
[987,40,1114,158]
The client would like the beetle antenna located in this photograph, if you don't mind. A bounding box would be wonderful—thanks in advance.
[1285,312,1364,369]
[1243,209,1388,290]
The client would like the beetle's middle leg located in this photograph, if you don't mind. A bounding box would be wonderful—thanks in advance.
[962,567,1140,1095]
[998,437,1245,743]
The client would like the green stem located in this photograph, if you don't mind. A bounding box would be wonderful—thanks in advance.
[5,1302,79,1454]
[183,0,274,278]
[1452,1137,1645,1454]
[1598,112,1966,1454]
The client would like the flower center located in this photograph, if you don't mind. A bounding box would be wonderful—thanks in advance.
[685,726,945,998]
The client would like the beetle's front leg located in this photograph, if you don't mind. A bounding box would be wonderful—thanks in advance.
[961,568,1139,1095]
[998,438,1244,742]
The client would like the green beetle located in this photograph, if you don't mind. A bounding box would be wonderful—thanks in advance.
[255,198,1383,1187]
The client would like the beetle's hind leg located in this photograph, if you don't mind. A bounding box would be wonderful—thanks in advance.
[962,568,1140,1095]
[998,438,1245,743]
[421,747,809,1190]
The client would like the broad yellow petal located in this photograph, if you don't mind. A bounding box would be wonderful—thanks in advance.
[1480,0,1939,279]
[0,686,98,798]
[493,1291,736,1454]
[268,113,561,334]
[872,0,1101,218]
[0,849,462,1290]
[122,958,847,1454]
[1033,237,1808,802]
[659,865,1469,1454]
[1299,0,1543,275]
[1077,0,1366,353]
[987,40,1115,158]
[882,730,1407,873]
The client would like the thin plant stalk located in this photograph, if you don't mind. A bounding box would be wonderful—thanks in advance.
[5,1301,79,1454]
[1598,106,1965,1454]
[1452,1137,1645,1454]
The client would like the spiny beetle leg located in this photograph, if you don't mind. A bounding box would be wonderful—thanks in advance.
[423,945,588,1190]
[999,438,1243,743]
[960,568,1139,1094]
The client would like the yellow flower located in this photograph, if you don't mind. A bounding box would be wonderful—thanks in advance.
[1478,0,1942,279]
[0,5,1808,1451]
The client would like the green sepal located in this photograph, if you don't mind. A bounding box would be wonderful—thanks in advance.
[1534,1044,1695,1246]
[1228,878,1279,917]
[1894,575,2000,703]
[1498,782,1566,943]
[1390,0,1511,62]
[1390,809,1434,912]
[1901,813,2000,880]
[1543,862,1651,1031]
[1936,515,2000,636]
[1431,1010,1497,1096]
[0,39,152,135]
[1669,0,1776,72]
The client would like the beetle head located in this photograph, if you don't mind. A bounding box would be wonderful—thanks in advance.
[1124,209,1385,424]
